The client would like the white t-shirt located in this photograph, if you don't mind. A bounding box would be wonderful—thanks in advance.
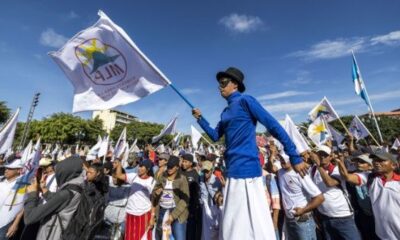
[0,178,26,228]
[160,180,176,209]
[312,165,352,217]
[125,173,155,216]
[278,169,321,218]
[356,172,400,240]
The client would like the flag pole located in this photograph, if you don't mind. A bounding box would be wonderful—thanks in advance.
[352,52,384,143]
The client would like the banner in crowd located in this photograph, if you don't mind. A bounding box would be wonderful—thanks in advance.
[349,116,370,140]
[308,116,331,146]
[282,114,310,154]
[152,116,178,143]
[50,10,171,112]
[191,125,203,150]
[327,124,345,145]
[0,108,20,154]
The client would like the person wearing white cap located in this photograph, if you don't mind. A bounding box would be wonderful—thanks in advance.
[39,157,58,193]
[309,146,361,240]
[0,159,24,239]
[335,152,379,239]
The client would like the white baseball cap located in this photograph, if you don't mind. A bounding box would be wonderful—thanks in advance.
[4,159,24,169]
[316,145,332,155]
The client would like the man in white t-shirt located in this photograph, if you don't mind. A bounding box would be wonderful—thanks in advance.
[268,149,324,240]
[310,145,361,240]
[0,159,25,239]
[353,150,400,240]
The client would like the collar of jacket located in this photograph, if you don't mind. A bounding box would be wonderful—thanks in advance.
[227,91,241,104]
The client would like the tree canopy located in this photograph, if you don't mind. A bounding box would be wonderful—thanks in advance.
[0,101,11,125]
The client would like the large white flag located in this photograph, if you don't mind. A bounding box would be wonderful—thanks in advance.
[152,116,178,143]
[308,97,339,122]
[191,125,203,150]
[87,135,103,160]
[50,10,171,112]
[20,140,33,164]
[282,115,310,154]
[98,135,109,158]
[349,116,370,140]
[307,116,331,146]
[114,127,127,158]
[0,108,20,154]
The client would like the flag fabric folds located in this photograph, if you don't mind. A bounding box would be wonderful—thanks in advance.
[0,108,20,154]
[282,114,310,154]
[191,125,203,150]
[349,116,370,140]
[114,127,127,158]
[308,97,339,122]
[98,135,109,158]
[327,124,345,145]
[307,116,331,146]
[352,53,370,108]
[392,138,400,150]
[50,10,171,112]
[152,116,177,143]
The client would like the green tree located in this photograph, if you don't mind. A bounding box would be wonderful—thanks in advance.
[0,101,11,124]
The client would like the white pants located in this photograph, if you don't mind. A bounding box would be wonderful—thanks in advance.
[221,176,276,240]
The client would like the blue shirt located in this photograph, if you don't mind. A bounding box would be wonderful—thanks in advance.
[198,91,302,178]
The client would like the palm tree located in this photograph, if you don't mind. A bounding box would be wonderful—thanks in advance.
[0,101,10,124]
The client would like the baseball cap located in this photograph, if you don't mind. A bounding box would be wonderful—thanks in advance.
[316,145,332,155]
[158,153,170,161]
[167,156,180,169]
[352,153,373,165]
[371,149,398,163]
[39,157,54,167]
[201,161,213,171]
[4,159,24,169]
[182,153,194,163]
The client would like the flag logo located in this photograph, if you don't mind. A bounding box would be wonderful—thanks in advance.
[75,38,127,85]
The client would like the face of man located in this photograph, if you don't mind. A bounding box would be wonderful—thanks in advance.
[373,157,396,174]
[86,167,100,182]
[158,158,167,167]
[203,169,212,180]
[167,165,178,176]
[356,159,372,171]
[138,165,148,176]
[318,152,332,167]
[4,168,20,180]
[218,77,238,98]
[181,159,193,171]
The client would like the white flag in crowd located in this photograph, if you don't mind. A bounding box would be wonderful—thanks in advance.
[152,116,178,143]
[308,116,331,146]
[0,108,20,154]
[191,125,202,150]
[98,135,109,158]
[282,114,310,154]
[50,10,171,112]
[129,139,140,153]
[87,135,103,160]
[392,138,400,150]
[114,127,127,158]
[309,97,339,122]
[349,116,370,140]
[327,124,345,145]
[20,140,33,164]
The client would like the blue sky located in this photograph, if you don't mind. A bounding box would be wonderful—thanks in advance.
[1,1,400,134]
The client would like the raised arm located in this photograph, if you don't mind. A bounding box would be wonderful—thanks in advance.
[193,108,224,142]
[334,155,361,185]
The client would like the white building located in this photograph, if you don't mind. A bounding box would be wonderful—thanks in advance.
[92,109,138,133]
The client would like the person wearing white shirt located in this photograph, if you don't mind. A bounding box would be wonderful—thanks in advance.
[268,149,324,240]
[114,159,155,240]
[310,145,361,240]
[0,159,25,239]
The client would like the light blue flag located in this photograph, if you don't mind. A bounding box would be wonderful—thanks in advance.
[352,53,371,108]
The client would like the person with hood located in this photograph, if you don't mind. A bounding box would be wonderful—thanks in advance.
[23,156,84,240]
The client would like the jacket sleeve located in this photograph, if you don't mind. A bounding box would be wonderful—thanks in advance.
[197,116,224,142]
[24,190,71,225]
[241,95,303,165]
[170,176,190,220]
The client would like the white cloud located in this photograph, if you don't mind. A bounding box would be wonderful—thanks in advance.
[288,29,400,61]
[289,38,366,60]
[180,88,202,95]
[263,101,318,113]
[67,11,79,19]
[219,13,264,33]
[257,91,312,101]
[370,30,400,46]
[39,28,68,48]
[283,70,313,86]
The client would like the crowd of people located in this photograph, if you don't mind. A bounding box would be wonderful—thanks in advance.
[0,67,399,240]
[0,136,399,240]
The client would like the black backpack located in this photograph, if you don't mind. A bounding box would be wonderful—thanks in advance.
[61,182,107,240]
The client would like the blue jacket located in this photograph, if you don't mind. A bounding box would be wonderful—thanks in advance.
[198,91,302,178]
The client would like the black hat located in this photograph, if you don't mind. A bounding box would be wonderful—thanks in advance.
[167,156,180,169]
[182,153,194,163]
[216,67,245,92]
[139,160,153,171]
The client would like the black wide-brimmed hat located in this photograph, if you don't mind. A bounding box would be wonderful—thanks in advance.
[216,67,245,92]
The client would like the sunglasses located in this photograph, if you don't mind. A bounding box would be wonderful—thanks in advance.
[218,78,231,88]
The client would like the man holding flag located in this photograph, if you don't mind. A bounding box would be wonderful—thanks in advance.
[192,67,306,240]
